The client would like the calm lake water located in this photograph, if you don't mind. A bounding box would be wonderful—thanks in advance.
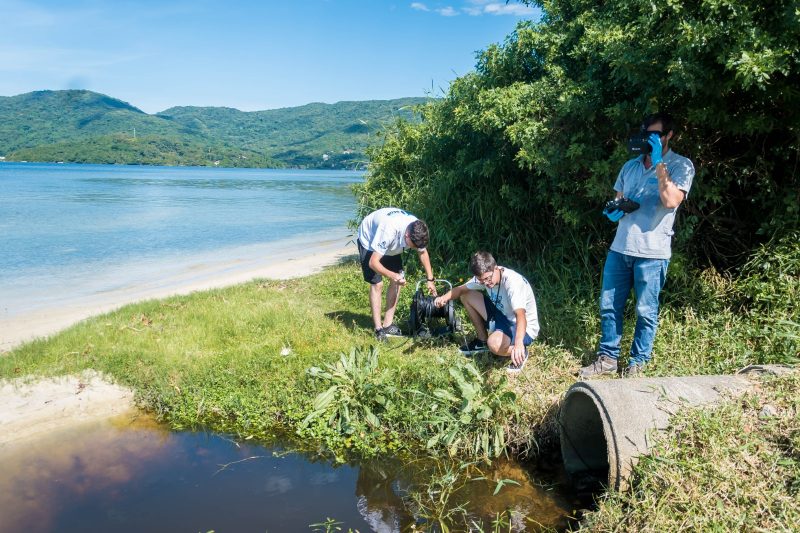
[0,163,361,319]
[0,415,575,532]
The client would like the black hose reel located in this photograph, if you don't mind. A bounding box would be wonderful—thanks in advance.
[408,279,462,338]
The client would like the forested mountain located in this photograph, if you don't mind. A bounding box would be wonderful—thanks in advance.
[0,90,427,168]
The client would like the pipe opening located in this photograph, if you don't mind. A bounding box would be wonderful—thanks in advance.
[560,389,610,490]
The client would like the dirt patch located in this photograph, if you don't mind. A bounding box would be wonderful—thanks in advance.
[0,370,136,450]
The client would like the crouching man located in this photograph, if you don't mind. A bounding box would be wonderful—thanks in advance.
[434,251,539,373]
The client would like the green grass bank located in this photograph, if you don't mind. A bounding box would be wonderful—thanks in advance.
[2,255,798,530]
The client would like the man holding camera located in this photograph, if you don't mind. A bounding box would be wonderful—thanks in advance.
[357,207,437,342]
[579,113,695,378]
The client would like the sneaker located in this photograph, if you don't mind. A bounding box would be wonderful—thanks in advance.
[623,363,645,378]
[375,328,388,343]
[507,351,529,374]
[578,355,618,378]
[459,338,488,355]
[382,324,404,337]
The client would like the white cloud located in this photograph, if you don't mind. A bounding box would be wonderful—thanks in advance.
[410,2,430,11]
[437,6,459,16]
[464,1,536,16]
[483,3,536,16]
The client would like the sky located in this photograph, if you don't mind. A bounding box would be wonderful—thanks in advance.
[0,0,541,114]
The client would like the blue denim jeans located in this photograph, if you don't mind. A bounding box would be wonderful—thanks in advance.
[598,251,669,365]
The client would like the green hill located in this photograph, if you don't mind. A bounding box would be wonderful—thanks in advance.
[0,90,427,168]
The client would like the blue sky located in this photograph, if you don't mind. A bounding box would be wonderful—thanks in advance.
[1,0,540,113]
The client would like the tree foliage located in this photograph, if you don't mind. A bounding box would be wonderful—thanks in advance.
[358,0,800,270]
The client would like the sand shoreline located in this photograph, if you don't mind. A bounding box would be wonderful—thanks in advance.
[1,237,356,353]
[1,240,356,451]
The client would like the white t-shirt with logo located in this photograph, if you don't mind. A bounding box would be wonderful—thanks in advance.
[357,208,418,256]
[465,266,540,339]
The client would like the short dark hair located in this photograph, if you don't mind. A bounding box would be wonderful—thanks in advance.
[408,220,429,249]
[469,251,496,276]
[642,112,675,135]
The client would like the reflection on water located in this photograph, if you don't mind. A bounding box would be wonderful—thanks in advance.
[0,414,575,532]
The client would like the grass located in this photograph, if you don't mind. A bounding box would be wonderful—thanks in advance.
[579,372,800,531]
[1,250,797,530]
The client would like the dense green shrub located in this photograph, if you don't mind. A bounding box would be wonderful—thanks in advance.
[358,0,799,272]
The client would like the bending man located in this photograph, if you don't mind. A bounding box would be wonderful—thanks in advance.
[357,207,437,342]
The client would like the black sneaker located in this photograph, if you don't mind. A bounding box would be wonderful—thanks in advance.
[382,324,403,337]
[578,355,618,378]
[375,328,388,343]
[507,351,529,374]
[459,338,488,355]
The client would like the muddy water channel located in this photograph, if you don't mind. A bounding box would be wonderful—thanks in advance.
[0,414,576,532]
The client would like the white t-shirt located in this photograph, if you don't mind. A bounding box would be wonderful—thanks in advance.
[357,207,418,256]
[465,266,540,339]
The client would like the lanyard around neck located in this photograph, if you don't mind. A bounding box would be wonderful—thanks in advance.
[489,268,503,307]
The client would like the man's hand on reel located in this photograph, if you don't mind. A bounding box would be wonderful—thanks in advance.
[427,280,438,297]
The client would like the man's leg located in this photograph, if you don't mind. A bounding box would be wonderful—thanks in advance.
[486,315,533,356]
[379,253,404,329]
[580,251,633,377]
[369,281,384,331]
[382,280,401,328]
[630,257,669,365]
[459,290,489,341]
[597,251,634,360]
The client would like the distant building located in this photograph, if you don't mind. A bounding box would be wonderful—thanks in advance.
[0,156,5,161]
[322,154,330,161]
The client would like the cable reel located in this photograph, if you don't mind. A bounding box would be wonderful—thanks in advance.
[408,279,461,338]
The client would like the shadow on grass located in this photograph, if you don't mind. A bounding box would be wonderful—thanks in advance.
[324,310,373,331]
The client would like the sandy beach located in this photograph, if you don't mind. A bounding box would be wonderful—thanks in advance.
[1,236,355,353]
[0,237,355,451]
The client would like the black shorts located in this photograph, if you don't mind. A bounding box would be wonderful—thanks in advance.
[358,240,403,284]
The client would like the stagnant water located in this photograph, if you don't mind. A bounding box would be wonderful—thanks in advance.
[0,414,577,532]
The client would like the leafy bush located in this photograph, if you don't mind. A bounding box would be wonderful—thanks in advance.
[358,0,800,271]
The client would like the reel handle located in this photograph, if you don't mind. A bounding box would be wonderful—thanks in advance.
[414,278,453,292]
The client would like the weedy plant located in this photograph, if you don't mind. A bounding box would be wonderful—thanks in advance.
[302,345,387,433]
[419,359,518,460]
[403,461,474,533]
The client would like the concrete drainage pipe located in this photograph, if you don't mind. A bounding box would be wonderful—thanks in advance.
[558,365,793,492]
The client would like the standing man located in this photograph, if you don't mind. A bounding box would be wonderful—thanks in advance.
[434,251,539,373]
[580,113,695,378]
[357,207,437,342]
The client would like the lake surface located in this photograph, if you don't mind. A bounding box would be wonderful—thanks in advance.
[0,163,362,346]
[0,415,575,532]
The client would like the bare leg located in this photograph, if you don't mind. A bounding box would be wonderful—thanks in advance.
[487,331,513,357]
[369,282,384,330]
[382,280,401,328]
[460,290,489,341]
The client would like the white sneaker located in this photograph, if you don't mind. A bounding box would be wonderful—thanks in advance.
[507,351,528,374]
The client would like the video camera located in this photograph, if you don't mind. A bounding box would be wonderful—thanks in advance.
[627,130,662,155]
[604,197,640,214]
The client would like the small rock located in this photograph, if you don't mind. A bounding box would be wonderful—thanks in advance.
[759,404,778,419]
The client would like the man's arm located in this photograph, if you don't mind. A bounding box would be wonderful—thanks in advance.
[656,163,685,209]
[510,309,527,365]
[369,252,405,284]
[434,284,468,308]
[417,248,437,296]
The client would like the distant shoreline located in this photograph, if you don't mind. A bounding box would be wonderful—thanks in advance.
[0,159,369,172]
[1,237,356,353]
